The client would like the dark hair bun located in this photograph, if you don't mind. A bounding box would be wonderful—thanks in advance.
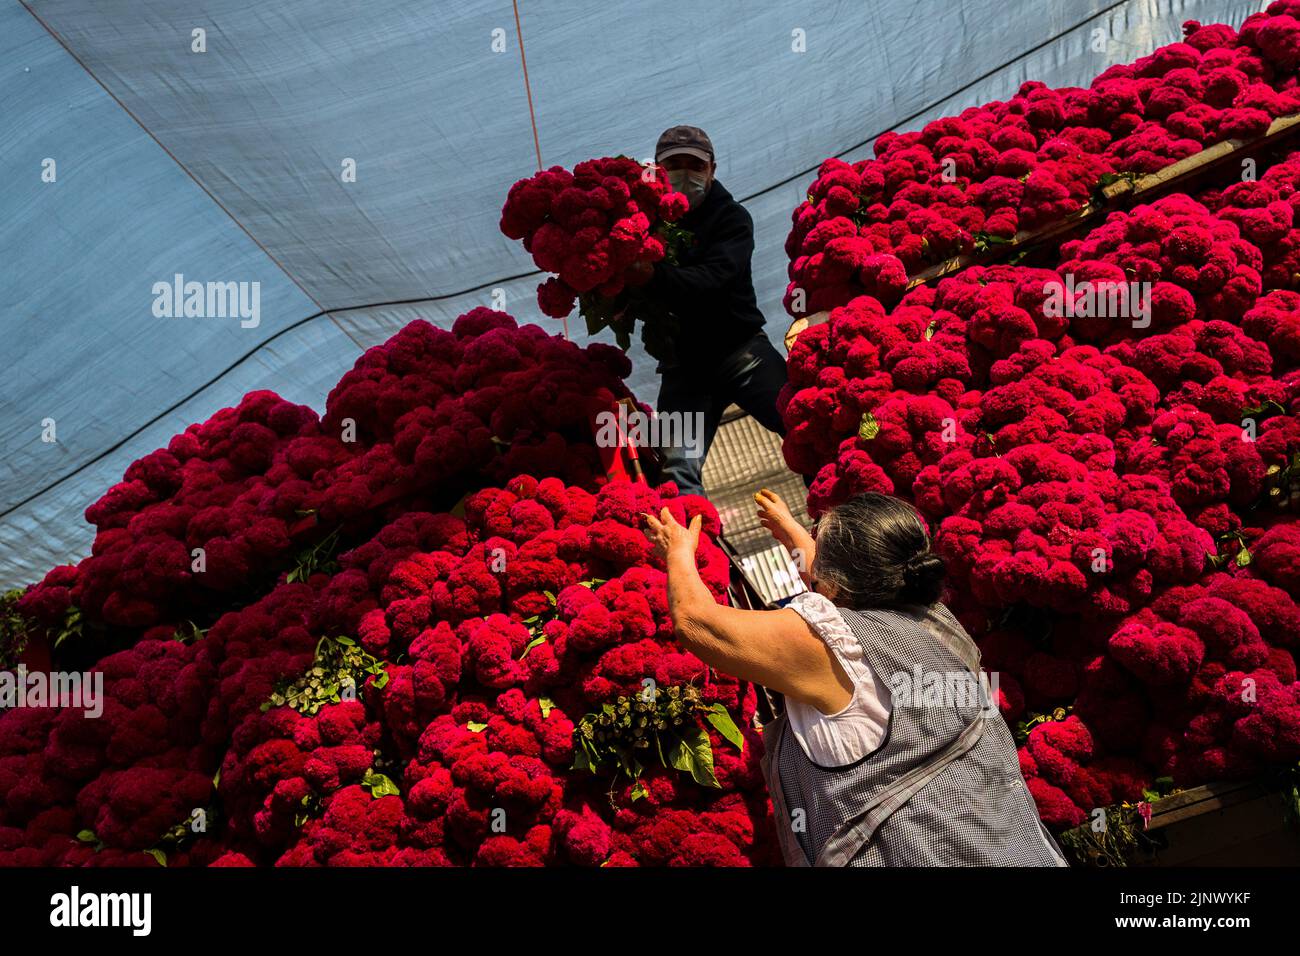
[900,552,945,605]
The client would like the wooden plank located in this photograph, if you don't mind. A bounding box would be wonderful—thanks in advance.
[1140,789,1300,867]
[784,311,828,349]
[1147,779,1264,829]
[783,317,808,350]
[1132,111,1300,198]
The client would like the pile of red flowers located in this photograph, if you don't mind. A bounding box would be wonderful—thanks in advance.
[500,156,689,353]
[784,5,1300,316]
[0,311,778,865]
[781,179,1300,825]
[11,311,633,657]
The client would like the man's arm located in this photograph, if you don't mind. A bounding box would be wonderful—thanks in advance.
[647,203,754,307]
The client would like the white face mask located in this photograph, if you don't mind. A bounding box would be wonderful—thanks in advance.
[668,168,710,206]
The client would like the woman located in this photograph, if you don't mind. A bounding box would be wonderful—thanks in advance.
[643,489,1068,867]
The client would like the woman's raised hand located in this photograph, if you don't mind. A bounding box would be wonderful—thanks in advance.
[754,487,799,547]
[642,507,702,561]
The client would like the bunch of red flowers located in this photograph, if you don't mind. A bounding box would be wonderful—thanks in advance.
[500,156,689,352]
[785,7,1300,317]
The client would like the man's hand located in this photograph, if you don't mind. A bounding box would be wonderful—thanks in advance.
[643,507,702,561]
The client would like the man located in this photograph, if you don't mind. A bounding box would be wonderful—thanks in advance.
[626,125,787,497]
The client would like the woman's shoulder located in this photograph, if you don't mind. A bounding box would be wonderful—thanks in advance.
[783,592,861,655]
[784,589,840,622]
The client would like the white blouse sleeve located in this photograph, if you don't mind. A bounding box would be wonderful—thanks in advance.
[782,591,893,767]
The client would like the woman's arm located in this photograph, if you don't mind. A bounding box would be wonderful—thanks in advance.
[645,509,853,714]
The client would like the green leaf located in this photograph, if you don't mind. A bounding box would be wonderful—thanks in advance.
[924,320,938,341]
[1235,547,1253,568]
[616,749,643,780]
[667,727,720,788]
[1243,399,1286,420]
[364,771,400,798]
[858,411,880,441]
[539,697,555,718]
[467,720,488,733]
[146,848,167,867]
[572,747,594,774]
[704,703,745,751]
[372,670,389,690]
[520,634,547,660]
[76,830,97,843]
[334,635,356,646]
[630,780,648,802]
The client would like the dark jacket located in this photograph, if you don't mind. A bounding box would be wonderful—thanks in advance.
[643,180,766,368]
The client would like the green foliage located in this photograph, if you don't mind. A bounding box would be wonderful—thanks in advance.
[261,635,390,716]
[1260,451,1300,511]
[519,581,605,661]
[1013,705,1072,746]
[0,589,30,670]
[44,603,84,653]
[973,232,1015,254]
[361,768,400,798]
[286,527,341,584]
[1277,761,1300,829]
[172,620,209,645]
[571,684,744,799]
[1207,531,1253,570]
[857,411,880,441]
[146,801,219,866]
[1057,801,1168,867]
[294,792,321,828]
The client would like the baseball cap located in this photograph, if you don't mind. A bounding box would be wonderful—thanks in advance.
[655,125,714,163]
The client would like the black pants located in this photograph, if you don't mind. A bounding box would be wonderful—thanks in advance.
[654,331,788,497]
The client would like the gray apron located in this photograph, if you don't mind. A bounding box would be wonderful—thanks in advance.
[759,602,1069,867]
